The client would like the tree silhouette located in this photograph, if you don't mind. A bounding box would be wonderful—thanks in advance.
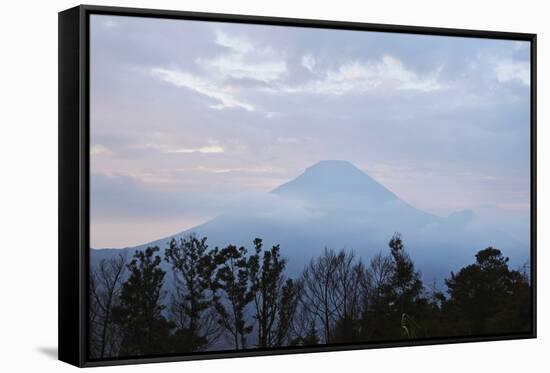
[248,238,301,348]
[331,251,365,343]
[443,247,531,335]
[211,244,254,350]
[359,234,426,339]
[359,252,393,339]
[89,254,126,358]
[387,233,424,338]
[289,291,318,346]
[301,248,341,343]
[299,321,320,346]
[89,234,531,357]
[388,233,423,316]
[273,278,302,346]
[111,247,174,356]
[165,235,220,352]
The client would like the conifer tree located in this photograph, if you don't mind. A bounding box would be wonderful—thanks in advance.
[248,239,299,348]
[443,247,531,335]
[211,244,254,350]
[112,247,174,356]
[165,235,219,352]
[273,278,302,347]
[388,233,423,314]
[359,234,425,339]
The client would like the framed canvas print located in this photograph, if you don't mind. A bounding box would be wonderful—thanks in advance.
[58,5,537,367]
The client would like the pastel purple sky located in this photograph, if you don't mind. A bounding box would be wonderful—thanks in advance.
[89,14,531,248]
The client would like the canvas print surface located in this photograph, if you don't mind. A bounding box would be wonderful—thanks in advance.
[88,14,532,359]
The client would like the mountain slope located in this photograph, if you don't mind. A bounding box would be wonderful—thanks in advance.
[272,160,398,203]
[91,160,529,281]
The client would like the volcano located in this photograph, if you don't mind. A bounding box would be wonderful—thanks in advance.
[91,160,528,281]
[272,160,398,203]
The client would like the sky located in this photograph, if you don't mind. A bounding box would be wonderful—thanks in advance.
[89,14,531,248]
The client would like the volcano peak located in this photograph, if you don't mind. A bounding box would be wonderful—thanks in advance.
[305,160,366,175]
[271,160,398,204]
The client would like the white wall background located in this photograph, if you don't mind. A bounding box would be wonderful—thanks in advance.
[0,0,546,370]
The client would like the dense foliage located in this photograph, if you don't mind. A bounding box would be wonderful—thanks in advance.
[89,233,531,358]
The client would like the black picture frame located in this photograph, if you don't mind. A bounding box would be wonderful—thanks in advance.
[58,4,537,367]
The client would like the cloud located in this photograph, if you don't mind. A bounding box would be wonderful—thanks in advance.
[210,166,286,174]
[495,59,530,86]
[165,145,225,154]
[513,41,529,51]
[214,29,254,54]
[131,140,226,155]
[90,17,530,247]
[277,137,299,144]
[272,55,444,95]
[150,31,289,111]
[90,144,113,156]
[90,172,299,223]
[200,54,286,83]
[151,67,254,111]
[301,55,316,71]
[199,30,287,83]
[103,19,117,30]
